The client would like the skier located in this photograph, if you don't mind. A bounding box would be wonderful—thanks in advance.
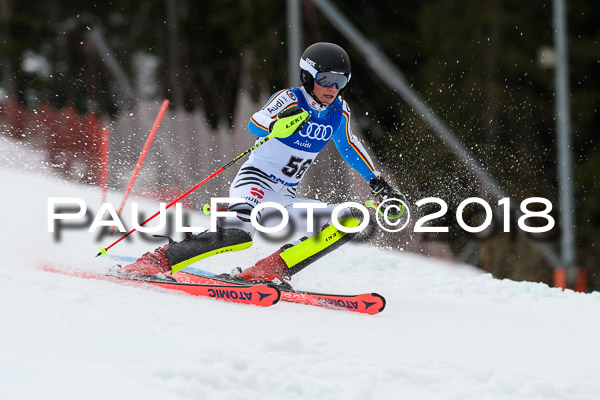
[120,42,403,283]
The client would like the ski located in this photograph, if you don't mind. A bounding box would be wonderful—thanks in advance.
[41,265,280,307]
[278,290,385,315]
[40,264,384,313]
[177,268,386,315]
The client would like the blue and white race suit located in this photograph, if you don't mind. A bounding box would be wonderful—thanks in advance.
[226,86,380,237]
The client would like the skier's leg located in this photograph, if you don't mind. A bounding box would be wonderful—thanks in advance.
[221,164,284,235]
[236,204,361,282]
[119,228,253,277]
[120,165,279,277]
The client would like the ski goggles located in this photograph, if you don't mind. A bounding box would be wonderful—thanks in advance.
[314,71,350,89]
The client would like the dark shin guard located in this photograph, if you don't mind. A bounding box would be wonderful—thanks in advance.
[165,228,252,273]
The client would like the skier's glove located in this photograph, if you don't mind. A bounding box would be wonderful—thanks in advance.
[369,176,406,219]
[268,106,311,139]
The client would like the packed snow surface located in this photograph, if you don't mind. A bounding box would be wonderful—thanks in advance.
[2,137,600,400]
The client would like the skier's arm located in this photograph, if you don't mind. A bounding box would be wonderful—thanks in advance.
[332,102,379,182]
[248,89,299,137]
[333,102,406,217]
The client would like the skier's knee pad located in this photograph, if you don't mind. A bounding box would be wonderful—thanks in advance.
[280,214,361,277]
[165,228,252,273]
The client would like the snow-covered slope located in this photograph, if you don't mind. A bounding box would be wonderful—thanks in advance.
[2,137,600,400]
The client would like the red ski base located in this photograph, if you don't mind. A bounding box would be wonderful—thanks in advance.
[40,265,385,314]
[175,271,386,315]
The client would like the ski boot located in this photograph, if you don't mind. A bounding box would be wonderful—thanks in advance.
[236,245,292,284]
[236,214,362,285]
[119,243,173,278]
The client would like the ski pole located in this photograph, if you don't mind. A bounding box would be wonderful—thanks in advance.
[97,135,273,256]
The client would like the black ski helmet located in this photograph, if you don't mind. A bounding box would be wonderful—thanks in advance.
[299,42,351,93]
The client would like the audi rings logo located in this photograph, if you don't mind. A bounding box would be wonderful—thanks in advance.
[300,122,334,141]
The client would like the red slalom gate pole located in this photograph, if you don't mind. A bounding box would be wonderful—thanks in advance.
[97,135,273,257]
[116,99,170,217]
[100,127,109,205]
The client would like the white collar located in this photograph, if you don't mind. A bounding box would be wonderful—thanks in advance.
[300,86,328,112]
